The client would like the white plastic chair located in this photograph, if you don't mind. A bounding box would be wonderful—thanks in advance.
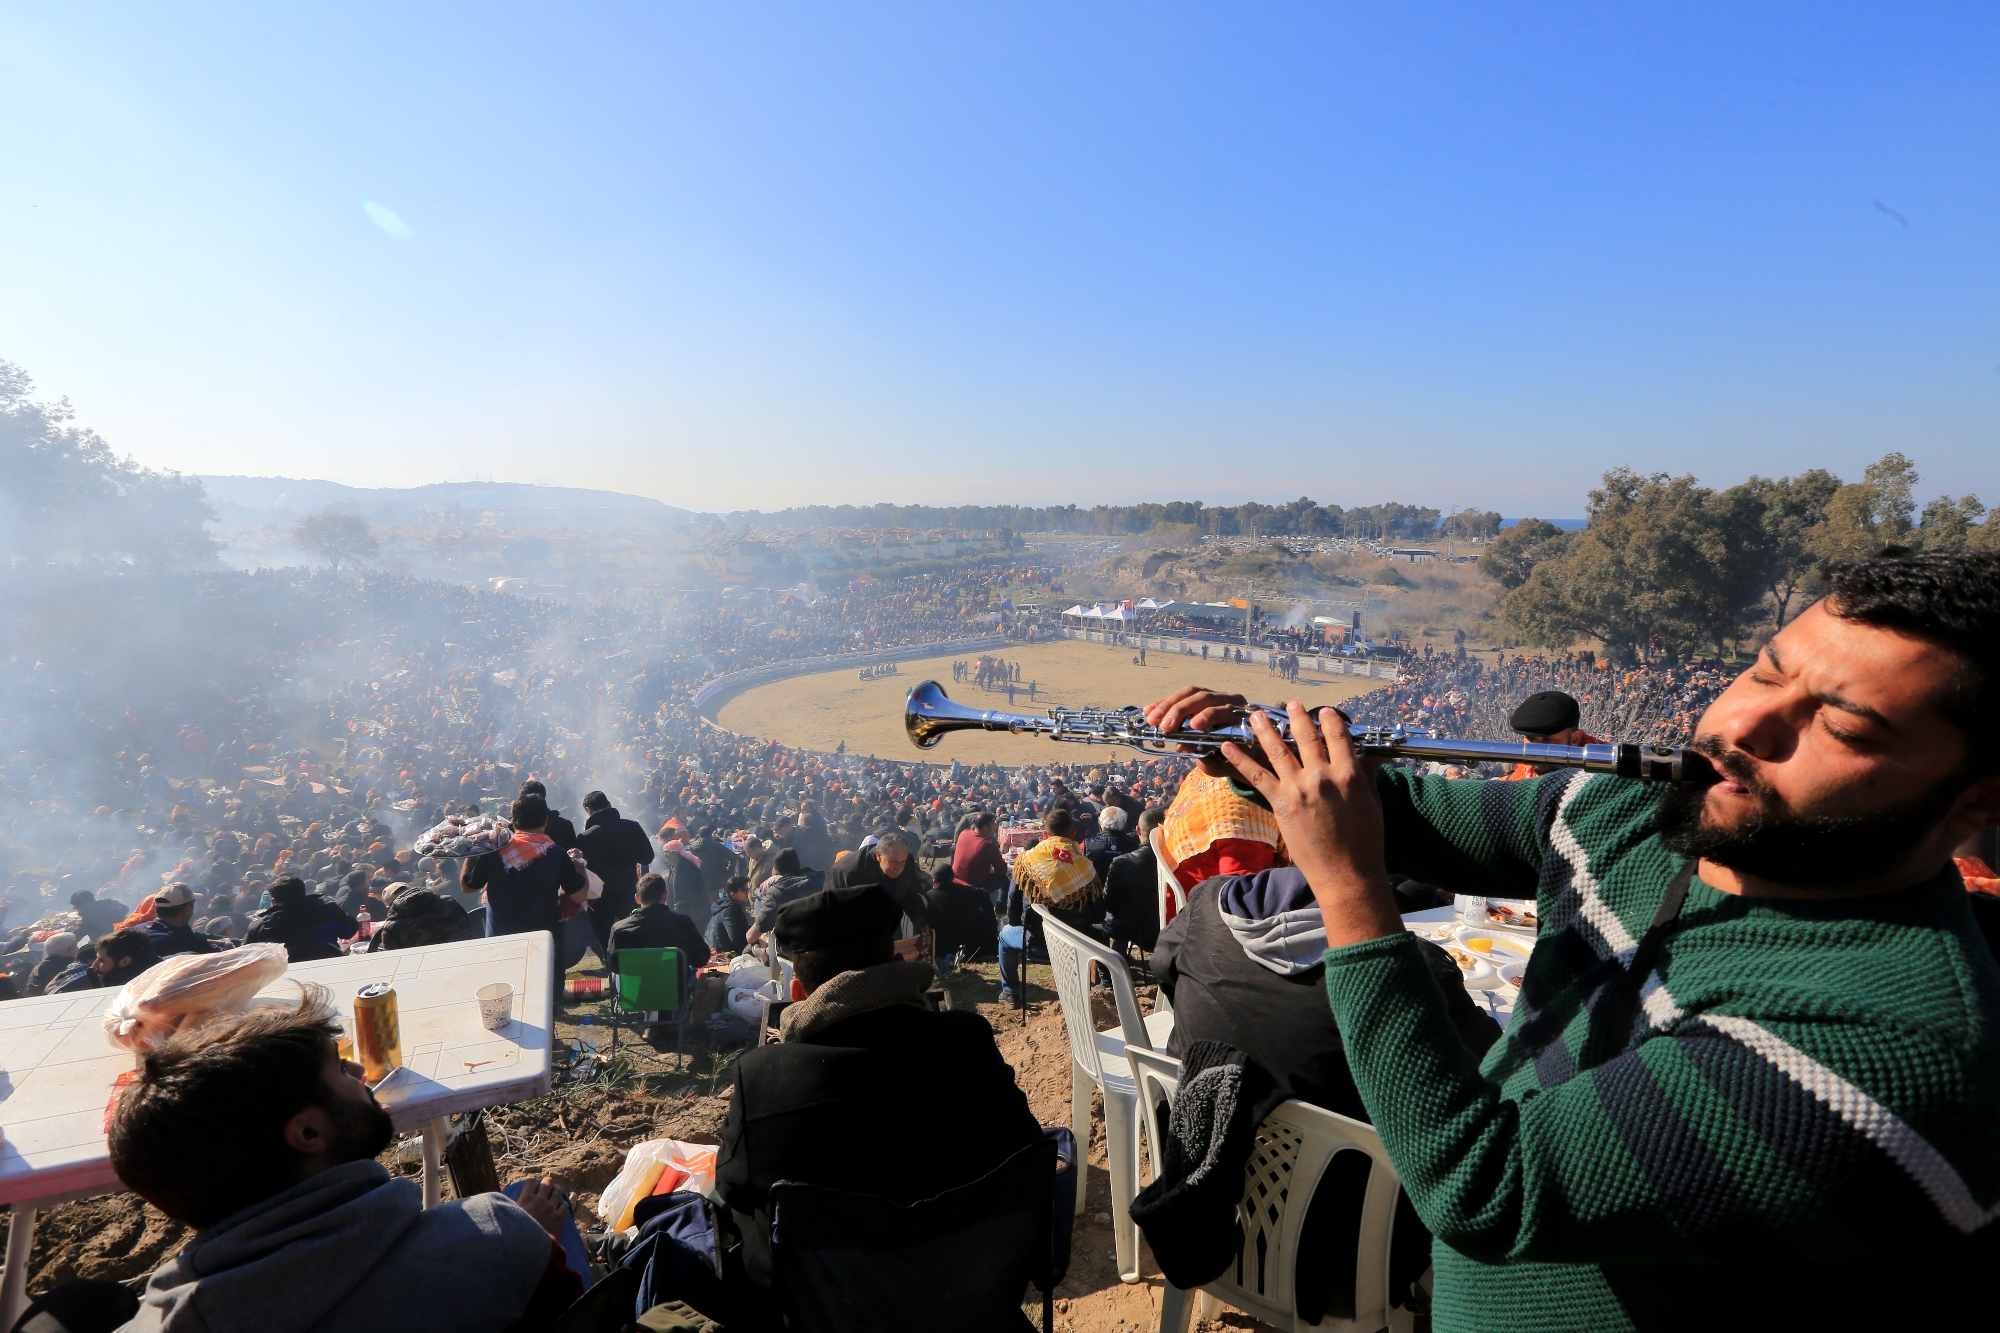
[1128,1048,1417,1333]
[1151,826,1187,931]
[1033,905,1172,1283]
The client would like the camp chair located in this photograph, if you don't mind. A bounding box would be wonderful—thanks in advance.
[1128,1048,1422,1333]
[606,946,688,1068]
[766,1126,1076,1333]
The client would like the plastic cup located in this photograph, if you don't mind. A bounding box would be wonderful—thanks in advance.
[477,982,514,1032]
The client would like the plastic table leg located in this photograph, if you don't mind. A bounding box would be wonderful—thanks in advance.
[421,1118,446,1209]
[1,1204,37,1331]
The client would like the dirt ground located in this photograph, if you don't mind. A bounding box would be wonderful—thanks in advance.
[6,957,1269,1332]
[714,636,1384,763]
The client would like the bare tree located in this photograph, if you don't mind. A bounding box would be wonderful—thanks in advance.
[293,511,379,571]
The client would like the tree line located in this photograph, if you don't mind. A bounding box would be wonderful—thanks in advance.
[725,498,1504,542]
[1479,455,1998,663]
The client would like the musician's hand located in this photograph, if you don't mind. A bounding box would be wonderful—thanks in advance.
[1144,687,1250,775]
[1144,686,1248,734]
[1219,702,1403,949]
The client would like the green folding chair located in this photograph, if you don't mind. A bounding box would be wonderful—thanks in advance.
[605,946,688,1068]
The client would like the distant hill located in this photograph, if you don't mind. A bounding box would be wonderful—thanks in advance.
[199,477,692,528]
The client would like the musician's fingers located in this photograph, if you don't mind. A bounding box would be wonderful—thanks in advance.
[1218,741,1279,798]
[1143,686,1208,729]
[1316,707,1360,780]
[1286,700,1329,768]
[1147,688,1246,733]
[1243,707,1303,780]
[1187,704,1244,733]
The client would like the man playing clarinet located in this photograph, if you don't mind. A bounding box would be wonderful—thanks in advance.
[1147,550,2000,1329]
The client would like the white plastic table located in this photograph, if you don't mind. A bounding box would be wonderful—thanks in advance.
[0,933,553,1328]
[1401,906,1532,1029]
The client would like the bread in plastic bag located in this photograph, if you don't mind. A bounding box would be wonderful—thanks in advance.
[598,1138,720,1233]
[102,944,291,1053]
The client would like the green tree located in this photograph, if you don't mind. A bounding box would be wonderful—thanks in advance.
[1915,495,1987,550]
[1804,452,1925,568]
[1477,519,1569,590]
[0,359,217,568]
[1501,470,1766,663]
[293,511,380,571]
[1726,469,1842,628]
[1442,508,1503,541]
[1864,452,1918,538]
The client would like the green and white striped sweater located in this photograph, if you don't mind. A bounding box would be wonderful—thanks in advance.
[1322,769,2000,1330]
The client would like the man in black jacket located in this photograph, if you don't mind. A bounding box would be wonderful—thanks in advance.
[69,888,127,944]
[1152,867,1500,1120]
[713,885,1042,1313]
[520,780,577,851]
[245,876,357,963]
[1080,806,1140,884]
[140,884,224,958]
[575,790,656,953]
[824,833,927,930]
[606,874,711,972]
[1102,808,1165,953]
[26,932,78,996]
[705,877,752,956]
[746,849,821,955]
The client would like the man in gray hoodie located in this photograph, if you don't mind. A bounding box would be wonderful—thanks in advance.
[106,987,580,1333]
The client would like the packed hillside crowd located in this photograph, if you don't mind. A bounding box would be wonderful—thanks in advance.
[1343,648,1731,750]
[3,558,1749,964]
[0,564,1176,968]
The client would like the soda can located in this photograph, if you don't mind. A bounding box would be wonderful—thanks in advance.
[353,982,401,1085]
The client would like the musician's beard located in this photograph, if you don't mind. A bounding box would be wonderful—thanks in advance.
[1654,734,1961,889]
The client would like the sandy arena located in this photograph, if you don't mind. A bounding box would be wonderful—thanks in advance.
[712,637,1386,763]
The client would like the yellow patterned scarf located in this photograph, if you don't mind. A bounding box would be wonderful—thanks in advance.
[1012,835,1100,910]
[1162,768,1284,868]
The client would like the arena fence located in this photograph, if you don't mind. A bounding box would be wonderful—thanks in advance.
[1048,627,1402,682]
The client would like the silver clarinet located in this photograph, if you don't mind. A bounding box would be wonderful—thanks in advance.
[903,679,1714,783]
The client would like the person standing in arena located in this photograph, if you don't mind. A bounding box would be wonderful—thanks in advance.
[1147,551,2000,1326]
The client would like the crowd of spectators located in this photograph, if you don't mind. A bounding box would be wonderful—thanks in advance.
[1343,647,1730,751]
[2,555,1739,998]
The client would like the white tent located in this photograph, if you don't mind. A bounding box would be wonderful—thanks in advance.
[1060,604,1088,618]
[1098,605,1138,622]
[1135,598,1176,614]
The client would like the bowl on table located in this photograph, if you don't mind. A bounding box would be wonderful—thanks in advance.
[1482,898,1539,933]
[1495,960,1526,990]
[1453,927,1532,968]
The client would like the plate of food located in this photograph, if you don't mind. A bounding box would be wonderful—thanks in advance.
[1495,960,1526,989]
[1484,899,1539,932]
[1454,928,1532,967]
[1439,944,1497,987]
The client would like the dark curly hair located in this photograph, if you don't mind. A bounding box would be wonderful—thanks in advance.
[1826,550,2000,772]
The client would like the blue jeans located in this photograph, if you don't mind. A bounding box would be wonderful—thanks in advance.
[997,924,1046,995]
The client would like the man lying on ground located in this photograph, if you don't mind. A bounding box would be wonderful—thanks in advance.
[107,987,580,1333]
[1146,550,2000,1328]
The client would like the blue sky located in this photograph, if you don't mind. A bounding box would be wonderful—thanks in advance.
[3,3,1996,515]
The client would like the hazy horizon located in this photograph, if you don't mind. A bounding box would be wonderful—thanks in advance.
[5,3,1996,514]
